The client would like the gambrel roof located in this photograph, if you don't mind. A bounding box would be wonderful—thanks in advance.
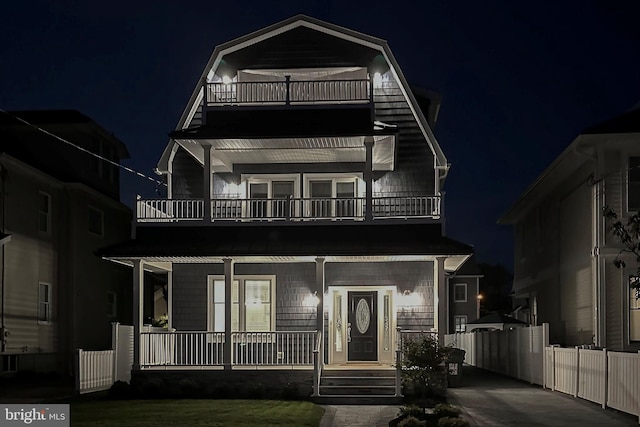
[157,15,448,180]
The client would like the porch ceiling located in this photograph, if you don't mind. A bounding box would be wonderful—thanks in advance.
[174,134,395,172]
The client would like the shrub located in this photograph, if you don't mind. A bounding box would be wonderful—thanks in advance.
[398,415,426,427]
[433,403,461,419]
[437,416,470,427]
[400,405,425,419]
[399,335,451,402]
[108,380,132,400]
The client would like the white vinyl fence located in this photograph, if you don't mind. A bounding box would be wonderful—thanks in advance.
[75,322,133,394]
[445,324,640,422]
[444,324,548,385]
[545,346,640,421]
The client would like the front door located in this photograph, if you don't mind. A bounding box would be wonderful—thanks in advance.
[347,291,377,361]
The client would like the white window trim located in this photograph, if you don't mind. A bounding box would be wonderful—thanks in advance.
[303,173,364,218]
[38,282,52,325]
[453,283,467,302]
[454,315,467,333]
[242,174,301,218]
[207,275,276,332]
[626,155,640,215]
[38,191,51,235]
[88,206,104,237]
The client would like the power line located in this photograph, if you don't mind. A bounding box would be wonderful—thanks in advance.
[0,108,166,186]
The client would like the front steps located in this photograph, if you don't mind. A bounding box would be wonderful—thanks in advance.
[312,369,403,405]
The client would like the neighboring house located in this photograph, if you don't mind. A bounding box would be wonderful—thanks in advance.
[0,110,133,375]
[447,255,482,332]
[499,107,640,352]
[99,15,473,399]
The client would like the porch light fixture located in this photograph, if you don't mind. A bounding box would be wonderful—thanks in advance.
[222,75,232,85]
[304,291,320,307]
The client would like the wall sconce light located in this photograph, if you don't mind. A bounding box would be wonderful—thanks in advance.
[399,290,422,310]
[222,75,233,85]
[304,291,320,307]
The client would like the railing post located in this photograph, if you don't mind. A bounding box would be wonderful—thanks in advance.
[395,327,403,397]
[202,77,208,110]
[286,195,291,221]
[75,349,82,395]
[364,137,374,221]
[285,75,291,105]
[312,344,320,396]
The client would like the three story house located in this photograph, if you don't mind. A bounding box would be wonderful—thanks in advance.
[100,15,473,401]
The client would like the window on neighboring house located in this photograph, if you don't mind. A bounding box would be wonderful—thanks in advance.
[628,157,640,212]
[629,276,640,341]
[454,283,467,302]
[208,275,275,332]
[107,292,117,318]
[38,192,51,234]
[454,316,467,332]
[38,282,51,323]
[88,206,104,236]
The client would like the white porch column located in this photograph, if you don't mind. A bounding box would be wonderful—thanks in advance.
[223,258,234,369]
[435,257,447,345]
[167,268,173,330]
[132,260,144,369]
[315,257,325,337]
[364,136,374,221]
[203,144,212,222]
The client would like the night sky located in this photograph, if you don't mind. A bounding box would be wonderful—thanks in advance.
[2,1,639,271]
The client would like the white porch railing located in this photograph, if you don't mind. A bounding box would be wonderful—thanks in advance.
[139,331,317,367]
[205,79,371,106]
[136,199,204,222]
[141,331,225,367]
[232,331,317,366]
[137,195,441,223]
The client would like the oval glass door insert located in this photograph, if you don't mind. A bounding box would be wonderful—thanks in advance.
[356,298,371,334]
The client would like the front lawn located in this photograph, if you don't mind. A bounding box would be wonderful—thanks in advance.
[70,399,325,427]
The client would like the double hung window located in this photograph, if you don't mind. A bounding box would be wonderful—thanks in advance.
[208,276,275,332]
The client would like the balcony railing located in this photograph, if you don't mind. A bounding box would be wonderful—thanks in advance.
[140,330,317,367]
[205,78,371,106]
[136,195,441,223]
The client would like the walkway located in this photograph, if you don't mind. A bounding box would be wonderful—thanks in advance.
[319,405,400,427]
[447,366,638,427]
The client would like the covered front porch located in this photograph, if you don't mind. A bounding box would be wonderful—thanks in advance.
[99,223,472,397]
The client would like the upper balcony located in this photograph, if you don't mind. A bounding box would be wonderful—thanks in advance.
[136,194,442,225]
[204,77,372,108]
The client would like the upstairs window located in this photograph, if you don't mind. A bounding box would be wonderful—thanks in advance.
[628,157,640,212]
[38,192,51,234]
[454,283,467,302]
